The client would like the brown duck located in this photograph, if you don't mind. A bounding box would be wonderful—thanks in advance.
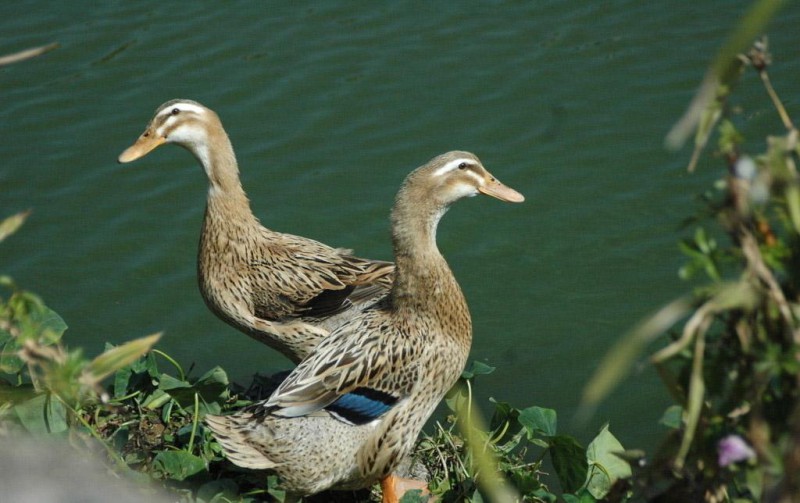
[118,99,394,362]
[205,151,524,502]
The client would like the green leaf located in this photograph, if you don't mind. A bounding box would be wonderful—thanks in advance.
[531,488,559,502]
[509,467,545,495]
[489,397,520,436]
[111,425,130,453]
[744,466,764,501]
[152,450,206,481]
[585,425,632,499]
[659,405,683,429]
[113,350,159,398]
[399,490,428,503]
[563,492,598,503]
[159,373,192,391]
[196,479,239,502]
[0,329,24,374]
[0,210,31,243]
[161,399,175,422]
[22,304,68,345]
[444,381,468,412]
[13,393,68,435]
[195,366,229,395]
[549,434,588,494]
[718,119,744,156]
[266,474,287,501]
[519,406,557,438]
[461,360,496,379]
[84,333,161,386]
[785,184,800,234]
[0,382,35,406]
[157,366,229,415]
[174,423,193,441]
[142,389,172,410]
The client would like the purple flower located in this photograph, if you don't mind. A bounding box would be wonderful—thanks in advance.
[717,434,756,467]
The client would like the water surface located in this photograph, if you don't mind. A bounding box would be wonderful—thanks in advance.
[3,1,799,451]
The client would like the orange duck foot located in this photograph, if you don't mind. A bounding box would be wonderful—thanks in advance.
[381,473,431,503]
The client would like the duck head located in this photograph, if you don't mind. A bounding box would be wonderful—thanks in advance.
[118,99,222,165]
[405,151,524,209]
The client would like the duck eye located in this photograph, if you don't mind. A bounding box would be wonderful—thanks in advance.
[171,108,180,115]
[458,162,468,170]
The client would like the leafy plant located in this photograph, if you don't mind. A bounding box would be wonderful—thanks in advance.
[584,36,800,501]
[0,212,161,481]
[413,363,631,502]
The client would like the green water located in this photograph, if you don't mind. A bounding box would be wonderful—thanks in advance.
[2,2,798,453]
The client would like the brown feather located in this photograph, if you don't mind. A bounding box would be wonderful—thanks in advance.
[119,100,394,363]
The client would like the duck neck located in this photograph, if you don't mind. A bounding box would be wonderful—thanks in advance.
[193,127,257,226]
[389,189,460,313]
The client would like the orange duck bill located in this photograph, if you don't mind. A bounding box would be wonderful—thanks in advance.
[118,130,165,163]
[478,174,525,203]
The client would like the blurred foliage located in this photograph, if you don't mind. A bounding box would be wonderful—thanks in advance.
[0,211,160,412]
[665,0,785,155]
[585,36,800,502]
[416,362,631,502]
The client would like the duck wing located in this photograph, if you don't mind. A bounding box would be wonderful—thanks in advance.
[249,234,394,320]
[256,309,420,424]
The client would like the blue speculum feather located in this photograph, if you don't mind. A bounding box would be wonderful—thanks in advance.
[326,388,398,425]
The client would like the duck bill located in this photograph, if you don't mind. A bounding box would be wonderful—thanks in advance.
[118,132,165,163]
[479,178,525,203]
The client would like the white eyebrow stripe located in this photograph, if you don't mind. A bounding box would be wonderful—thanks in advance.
[431,158,476,177]
[158,102,206,118]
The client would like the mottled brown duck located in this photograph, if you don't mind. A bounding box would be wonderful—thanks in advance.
[118,99,394,362]
[205,151,524,502]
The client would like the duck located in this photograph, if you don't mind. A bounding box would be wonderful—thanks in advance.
[205,151,524,502]
[118,100,394,363]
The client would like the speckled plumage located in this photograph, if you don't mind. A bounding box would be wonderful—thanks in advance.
[205,151,524,500]
[118,100,394,362]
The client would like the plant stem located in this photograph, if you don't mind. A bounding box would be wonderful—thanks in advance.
[759,69,794,132]
[187,392,199,453]
[674,331,706,471]
[152,349,185,382]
